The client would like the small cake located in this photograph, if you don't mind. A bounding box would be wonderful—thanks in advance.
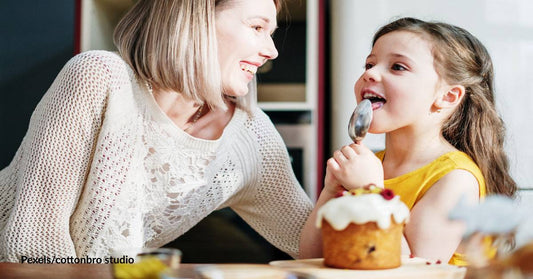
[316,186,409,269]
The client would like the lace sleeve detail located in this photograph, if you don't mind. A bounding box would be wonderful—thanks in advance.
[230,109,313,259]
[0,51,115,261]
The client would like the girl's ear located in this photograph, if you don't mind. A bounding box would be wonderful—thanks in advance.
[434,85,466,110]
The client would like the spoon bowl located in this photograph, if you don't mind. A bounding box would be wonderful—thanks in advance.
[348,99,373,143]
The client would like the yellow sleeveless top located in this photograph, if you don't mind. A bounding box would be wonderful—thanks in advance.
[375,150,486,266]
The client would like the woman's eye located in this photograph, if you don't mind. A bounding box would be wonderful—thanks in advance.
[391,64,407,71]
[252,25,263,32]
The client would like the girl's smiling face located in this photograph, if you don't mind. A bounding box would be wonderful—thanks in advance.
[215,0,279,97]
[354,30,448,134]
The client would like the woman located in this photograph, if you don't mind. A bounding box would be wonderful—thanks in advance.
[0,0,313,262]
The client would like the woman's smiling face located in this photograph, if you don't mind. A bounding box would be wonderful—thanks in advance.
[354,30,447,133]
[215,0,279,97]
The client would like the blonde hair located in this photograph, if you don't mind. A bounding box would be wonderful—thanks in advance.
[373,17,517,197]
[114,0,283,111]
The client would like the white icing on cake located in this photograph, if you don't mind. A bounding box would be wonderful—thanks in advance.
[316,194,410,230]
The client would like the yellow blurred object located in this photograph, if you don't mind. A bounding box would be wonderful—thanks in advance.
[114,256,168,279]
[450,235,497,266]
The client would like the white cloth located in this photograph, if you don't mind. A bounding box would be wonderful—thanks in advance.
[0,51,313,262]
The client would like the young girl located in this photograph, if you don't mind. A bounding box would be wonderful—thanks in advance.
[300,17,517,265]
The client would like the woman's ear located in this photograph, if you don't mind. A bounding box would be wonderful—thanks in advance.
[434,85,466,110]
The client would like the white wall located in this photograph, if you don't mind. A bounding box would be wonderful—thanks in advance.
[330,0,533,193]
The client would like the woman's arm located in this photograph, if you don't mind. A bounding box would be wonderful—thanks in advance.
[229,111,314,259]
[0,52,111,262]
[299,143,384,258]
[298,176,338,259]
[405,169,479,261]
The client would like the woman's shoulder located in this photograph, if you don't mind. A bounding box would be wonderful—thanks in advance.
[227,106,283,144]
[243,106,279,131]
[46,50,136,108]
[59,51,134,94]
[228,106,270,126]
[71,50,124,64]
[65,51,131,79]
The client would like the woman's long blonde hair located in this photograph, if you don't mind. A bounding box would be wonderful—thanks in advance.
[113,0,283,111]
[373,17,517,197]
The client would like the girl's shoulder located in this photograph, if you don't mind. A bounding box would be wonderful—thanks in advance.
[377,150,478,171]
[419,150,485,199]
[428,151,483,181]
[442,151,479,168]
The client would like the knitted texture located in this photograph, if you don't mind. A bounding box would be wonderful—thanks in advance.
[0,51,313,262]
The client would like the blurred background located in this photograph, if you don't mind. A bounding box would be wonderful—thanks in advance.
[1,0,532,263]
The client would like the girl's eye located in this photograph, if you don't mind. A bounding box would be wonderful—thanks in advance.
[252,25,263,32]
[365,63,374,70]
[392,63,407,71]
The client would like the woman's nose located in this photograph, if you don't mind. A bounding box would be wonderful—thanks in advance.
[260,36,278,60]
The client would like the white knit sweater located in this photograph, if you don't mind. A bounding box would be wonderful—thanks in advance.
[0,51,313,262]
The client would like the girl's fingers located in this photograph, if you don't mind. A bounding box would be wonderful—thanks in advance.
[333,150,347,163]
[327,157,340,172]
[349,142,371,155]
[341,145,357,159]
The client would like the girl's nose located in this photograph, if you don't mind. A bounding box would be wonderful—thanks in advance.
[363,67,381,83]
[260,36,278,60]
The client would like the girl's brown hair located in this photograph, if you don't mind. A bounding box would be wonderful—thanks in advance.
[373,17,517,197]
[113,0,283,110]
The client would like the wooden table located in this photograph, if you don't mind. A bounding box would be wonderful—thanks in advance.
[0,263,288,279]
[0,263,115,279]
[270,257,466,279]
[0,258,468,279]
[0,263,205,279]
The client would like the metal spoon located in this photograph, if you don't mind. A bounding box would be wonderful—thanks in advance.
[348,99,373,143]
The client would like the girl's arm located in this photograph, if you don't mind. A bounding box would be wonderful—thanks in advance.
[405,169,479,261]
